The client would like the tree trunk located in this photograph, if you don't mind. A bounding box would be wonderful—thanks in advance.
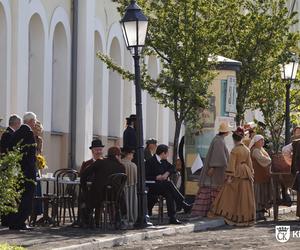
[172,120,182,165]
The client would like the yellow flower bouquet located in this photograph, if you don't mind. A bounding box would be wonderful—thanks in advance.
[36,154,47,170]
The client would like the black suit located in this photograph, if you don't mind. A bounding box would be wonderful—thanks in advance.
[8,124,37,229]
[123,126,136,149]
[145,155,184,218]
[0,127,14,154]
[81,158,126,226]
[81,158,126,208]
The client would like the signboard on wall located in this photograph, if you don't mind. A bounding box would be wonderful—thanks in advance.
[225,76,237,113]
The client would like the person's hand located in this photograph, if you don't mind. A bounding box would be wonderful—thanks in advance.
[207,168,215,177]
[162,172,170,180]
[227,176,233,183]
[156,175,163,181]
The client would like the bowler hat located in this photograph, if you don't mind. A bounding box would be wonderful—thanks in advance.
[89,139,105,149]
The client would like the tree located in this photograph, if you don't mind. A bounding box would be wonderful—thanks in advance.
[213,0,300,124]
[100,0,223,163]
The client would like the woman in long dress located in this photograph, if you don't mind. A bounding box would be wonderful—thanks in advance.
[249,135,272,221]
[209,127,256,226]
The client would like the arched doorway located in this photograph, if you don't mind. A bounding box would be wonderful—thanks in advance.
[28,13,45,119]
[93,31,103,136]
[108,38,122,138]
[0,3,7,122]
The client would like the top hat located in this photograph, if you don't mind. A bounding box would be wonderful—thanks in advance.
[89,139,105,149]
[218,122,232,133]
[126,114,137,121]
[121,146,135,154]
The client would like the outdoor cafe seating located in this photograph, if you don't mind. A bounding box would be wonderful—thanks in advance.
[30,170,129,230]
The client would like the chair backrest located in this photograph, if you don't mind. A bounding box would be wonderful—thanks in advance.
[56,169,79,197]
[104,173,127,203]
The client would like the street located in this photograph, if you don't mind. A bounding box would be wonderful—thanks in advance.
[114,212,300,250]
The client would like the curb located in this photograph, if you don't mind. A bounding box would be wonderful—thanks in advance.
[54,219,225,250]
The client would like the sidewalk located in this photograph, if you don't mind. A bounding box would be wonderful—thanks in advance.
[0,205,296,250]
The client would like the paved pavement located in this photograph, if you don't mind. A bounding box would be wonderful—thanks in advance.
[0,206,298,249]
[114,212,300,250]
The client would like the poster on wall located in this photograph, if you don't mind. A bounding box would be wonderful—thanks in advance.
[225,76,237,113]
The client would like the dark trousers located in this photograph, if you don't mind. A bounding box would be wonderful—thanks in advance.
[7,181,35,228]
[147,181,184,218]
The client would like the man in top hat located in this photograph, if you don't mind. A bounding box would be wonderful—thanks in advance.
[79,139,105,176]
[144,138,158,161]
[191,122,230,217]
[123,114,137,150]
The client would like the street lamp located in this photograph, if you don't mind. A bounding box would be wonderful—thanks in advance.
[281,53,299,145]
[120,0,151,228]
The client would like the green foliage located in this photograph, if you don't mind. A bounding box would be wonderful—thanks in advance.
[214,0,300,124]
[0,244,25,250]
[101,0,223,162]
[0,147,24,215]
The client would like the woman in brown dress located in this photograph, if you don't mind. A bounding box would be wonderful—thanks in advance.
[209,127,256,226]
[249,135,272,221]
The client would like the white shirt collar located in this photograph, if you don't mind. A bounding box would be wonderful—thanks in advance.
[9,127,15,132]
[155,154,162,163]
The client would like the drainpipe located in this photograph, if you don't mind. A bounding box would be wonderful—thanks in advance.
[70,0,78,169]
[289,0,296,16]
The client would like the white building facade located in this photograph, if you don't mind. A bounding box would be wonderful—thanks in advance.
[0,0,177,172]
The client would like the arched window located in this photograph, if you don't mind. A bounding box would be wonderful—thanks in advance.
[93,31,103,136]
[28,13,45,119]
[51,22,69,132]
[108,38,122,137]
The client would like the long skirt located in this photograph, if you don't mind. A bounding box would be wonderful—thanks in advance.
[254,182,272,218]
[191,186,221,217]
[210,177,256,226]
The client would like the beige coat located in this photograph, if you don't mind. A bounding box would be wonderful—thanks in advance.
[199,134,229,187]
[121,159,138,223]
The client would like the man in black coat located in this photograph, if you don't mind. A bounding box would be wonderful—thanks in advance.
[0,114,21,154]
[146,144,192,224]
[123,114,137,149]
[81,147,126,227]
[0,114,21,226]
[7,112,37,230]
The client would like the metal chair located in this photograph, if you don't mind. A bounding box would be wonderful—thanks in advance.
[54,169,79,225]
[101,173,127,231]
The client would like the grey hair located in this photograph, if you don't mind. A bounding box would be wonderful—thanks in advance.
[23,112,37,122]
[8,114,22,126]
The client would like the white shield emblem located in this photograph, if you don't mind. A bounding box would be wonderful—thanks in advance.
[275,226,290,243]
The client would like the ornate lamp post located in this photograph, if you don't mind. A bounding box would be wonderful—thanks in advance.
[281,53,299,145]
[120,0,151,228]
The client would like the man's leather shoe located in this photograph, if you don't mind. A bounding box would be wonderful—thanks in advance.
[9,225,34,231]
[169,217,182,225]
[183,202,193,214]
